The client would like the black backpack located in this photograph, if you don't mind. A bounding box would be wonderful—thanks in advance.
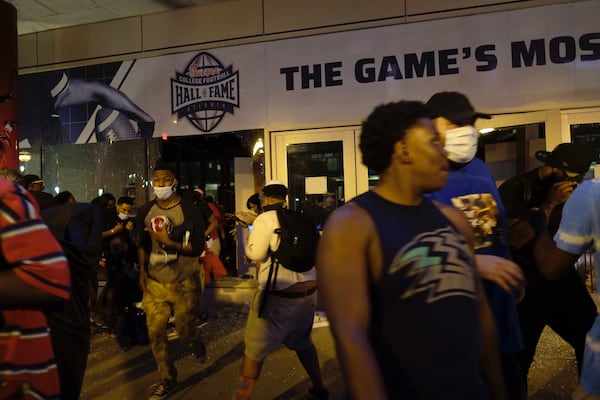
[271,208,319,272]
[258,206,319,318]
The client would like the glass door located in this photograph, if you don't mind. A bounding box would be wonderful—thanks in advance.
[271,128,358,230]
[561,108,600,175]
[475,111,557,186]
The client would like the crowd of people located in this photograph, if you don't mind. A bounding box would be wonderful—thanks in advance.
[1,91,599,400]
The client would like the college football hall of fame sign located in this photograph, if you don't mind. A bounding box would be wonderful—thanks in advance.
[171,52,240,133]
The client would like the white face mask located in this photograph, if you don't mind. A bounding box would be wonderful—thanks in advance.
[444,125,479,164]
[153,185,175,201]
[118,212,129,221]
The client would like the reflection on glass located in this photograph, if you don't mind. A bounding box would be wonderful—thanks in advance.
[368,168,379,190]
[286,141,344,230]
[159,129,264,214]
[571,123,600,164]
[479,122,545,183]
[42,139,160,206]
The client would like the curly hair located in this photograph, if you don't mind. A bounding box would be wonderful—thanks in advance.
[359,101,429,174]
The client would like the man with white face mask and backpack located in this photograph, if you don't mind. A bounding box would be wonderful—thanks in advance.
[426,92,527,399]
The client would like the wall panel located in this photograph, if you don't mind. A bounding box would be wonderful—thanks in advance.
[407,0,515,14]
[142,0,263,50]
[264,0,406,34]
[17,33,37,68]
[37,17,142,65]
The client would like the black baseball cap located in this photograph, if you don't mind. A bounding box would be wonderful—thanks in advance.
[262,180,288,199]
[535,142,594,174]
[426,91,491,123]
[23,174,43,186]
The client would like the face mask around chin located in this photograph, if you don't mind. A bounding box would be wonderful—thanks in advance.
[118,212,129,220]
[153,186,174,201]
[444,125,479,164]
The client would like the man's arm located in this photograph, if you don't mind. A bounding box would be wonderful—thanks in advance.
[55,78,155,137]
[205,214,218,239]
[438,202,507,400]
[245,215,272,262]
[0,269,65,304]
[529,197,583,281]
[532,231,579,280]
[0,213,70,305]
[138,247,149,291]
[317,204,388,400]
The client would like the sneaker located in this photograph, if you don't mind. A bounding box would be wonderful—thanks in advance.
[167,326,179,341]
[117,335,132,352]
[307,387,330,400]
[198,311,209,324]
[149,381,176,400]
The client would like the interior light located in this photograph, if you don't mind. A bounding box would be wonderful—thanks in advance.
[479,128,495,134]
[54,186,60,194]
[18,151,31,162]
[252,138,264,156]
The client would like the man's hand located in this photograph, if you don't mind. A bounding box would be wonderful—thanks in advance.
[546,180,578,206]
[147,226,173,247]
[476,254,526,298]
[112,222,124,233]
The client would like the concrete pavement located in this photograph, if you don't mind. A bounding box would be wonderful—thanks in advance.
[81,301,580,400]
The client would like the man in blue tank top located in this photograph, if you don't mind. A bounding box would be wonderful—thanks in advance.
[317,101,507,400]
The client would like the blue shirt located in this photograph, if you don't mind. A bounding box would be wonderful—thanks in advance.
[554,178,600,395]
[427,162,523,354]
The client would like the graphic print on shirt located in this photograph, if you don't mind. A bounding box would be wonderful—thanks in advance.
[451,193,499,249]
[389,226,476,303]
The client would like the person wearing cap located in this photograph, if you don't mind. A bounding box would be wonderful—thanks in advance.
[235,180,329,400]
[498,142,598,390]
[426,91,526,399]
[318,101,506,400]
[530,178,600,400]
[23,174,56,210]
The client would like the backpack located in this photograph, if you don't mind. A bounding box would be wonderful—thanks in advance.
[258,207,319,318]
[271,208,320,272]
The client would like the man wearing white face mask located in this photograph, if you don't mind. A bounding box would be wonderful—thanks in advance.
[135,163,210,400]
[426,91,527,399]
[101,195,135,240]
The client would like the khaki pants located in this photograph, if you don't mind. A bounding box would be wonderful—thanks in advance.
[573,385,600,400]
[142,274,204,383]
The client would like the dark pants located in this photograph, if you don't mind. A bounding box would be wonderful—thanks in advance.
[517,270,597,385]
[49,325,91,400]
[502,352,526,400]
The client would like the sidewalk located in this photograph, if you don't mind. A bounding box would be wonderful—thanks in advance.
[81,301,579,400]
[81,303,344,400]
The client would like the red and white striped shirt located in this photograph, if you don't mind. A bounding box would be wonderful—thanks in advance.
[0,178,70,399]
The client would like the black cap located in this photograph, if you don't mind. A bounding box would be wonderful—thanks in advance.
[262,180,288,199]
[535,142,594,174]
[426,91,491,123]
[23,174,43,187]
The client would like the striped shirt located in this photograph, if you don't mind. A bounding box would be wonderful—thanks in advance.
[0,178,70,399]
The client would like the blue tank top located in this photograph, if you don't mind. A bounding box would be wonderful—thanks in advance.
[352,191,490,400]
